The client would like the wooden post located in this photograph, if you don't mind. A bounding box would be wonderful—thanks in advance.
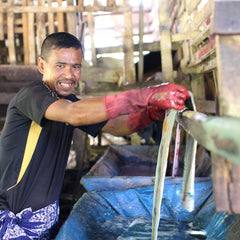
[212,0,240,213]
[159,0,174,83]
[47,0,55,34]
[28,0,36,65]
[0,0,4,40]
[67,0,76,35]
[22,0,29,64]
[87,12,97,66]
[57,0,64,32]
[191,73,206,103]
[7,0,16,64]
[36,0,46,57]
[138,0,144,82]
[123,9,136,84]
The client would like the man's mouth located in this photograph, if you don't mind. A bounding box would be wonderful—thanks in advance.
[58,80,75,90]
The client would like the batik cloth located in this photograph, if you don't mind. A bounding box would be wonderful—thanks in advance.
[0,200,59,240]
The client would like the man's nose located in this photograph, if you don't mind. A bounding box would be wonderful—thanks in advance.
[63,66,74,78]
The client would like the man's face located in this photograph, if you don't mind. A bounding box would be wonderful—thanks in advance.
[38,47,82,96]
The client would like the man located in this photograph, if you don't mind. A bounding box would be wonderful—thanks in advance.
[0,32,189,239]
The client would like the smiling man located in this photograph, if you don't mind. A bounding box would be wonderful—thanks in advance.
[0,32,189,239]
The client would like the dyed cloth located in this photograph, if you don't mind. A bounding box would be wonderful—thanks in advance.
[0,200,59,240]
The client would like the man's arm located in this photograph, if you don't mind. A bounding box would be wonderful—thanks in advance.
[44,83,189,127]
[44,96,108,126]
[102,115,131,136]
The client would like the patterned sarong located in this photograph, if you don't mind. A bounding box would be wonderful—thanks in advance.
[0,200,59,240]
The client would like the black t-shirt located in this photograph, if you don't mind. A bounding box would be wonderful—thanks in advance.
[0,81,106,214]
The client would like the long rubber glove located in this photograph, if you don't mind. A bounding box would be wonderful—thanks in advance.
[126,107,165,133]
[104,83,189,119]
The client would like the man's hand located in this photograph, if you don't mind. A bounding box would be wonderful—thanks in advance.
[104,83,189,119]
[148,83,189,110]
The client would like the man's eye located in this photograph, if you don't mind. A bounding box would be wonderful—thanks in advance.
[73,65,82,69]
[56,64,64,68]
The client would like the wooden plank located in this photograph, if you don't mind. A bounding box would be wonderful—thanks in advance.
[123,10,135,84]
[57,0,64,31]
[212,0,240,212]
[216,35,240,115]
[191,0,213,31]
[191,73,205,102]
[159,0,174,83]
[0,65,42,81]
[211,152,231,213]
[195,100,216,114]
[185,0,201,14]
[190,38,216,66]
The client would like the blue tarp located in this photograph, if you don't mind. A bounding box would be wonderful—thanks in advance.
[55,177,240,240]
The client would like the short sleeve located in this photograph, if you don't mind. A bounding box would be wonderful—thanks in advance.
[16,81,59,126]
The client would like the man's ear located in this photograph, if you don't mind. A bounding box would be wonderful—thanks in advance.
[38,57,45,74]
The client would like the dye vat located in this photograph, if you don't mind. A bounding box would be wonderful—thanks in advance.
[81,145,168,191]
[55,177,240,240]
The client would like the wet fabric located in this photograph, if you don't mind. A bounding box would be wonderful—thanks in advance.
[0,200,59,240]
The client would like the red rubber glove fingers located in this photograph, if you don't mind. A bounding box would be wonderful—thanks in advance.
[149,83,189,110]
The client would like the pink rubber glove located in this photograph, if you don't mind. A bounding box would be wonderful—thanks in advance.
[126,107,165,133]
[104,83,189,119]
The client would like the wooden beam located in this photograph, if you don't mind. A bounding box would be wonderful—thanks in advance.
[0,5,131,14]
[176,110,240,166]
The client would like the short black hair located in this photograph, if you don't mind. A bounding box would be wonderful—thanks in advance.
[41,32,83,60]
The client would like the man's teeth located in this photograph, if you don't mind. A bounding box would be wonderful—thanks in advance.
[60,82,72,87]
